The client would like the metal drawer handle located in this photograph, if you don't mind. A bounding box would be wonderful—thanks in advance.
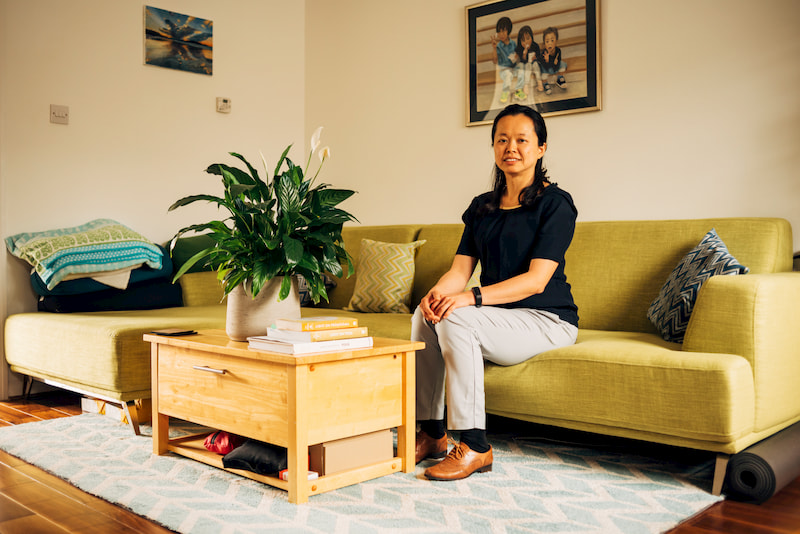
[192,365,227,375]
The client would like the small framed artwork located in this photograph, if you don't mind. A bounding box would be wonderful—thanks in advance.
[144,6,213,76]
[466,0,600,125]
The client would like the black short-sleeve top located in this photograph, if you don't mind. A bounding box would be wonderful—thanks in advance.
[456,185,579,327]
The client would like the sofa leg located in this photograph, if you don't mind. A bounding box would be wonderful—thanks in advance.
[712,453,730,496]
[122,401,141,436]
[22,376,33,399]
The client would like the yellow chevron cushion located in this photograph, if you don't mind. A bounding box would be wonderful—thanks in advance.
[347,239,426,313]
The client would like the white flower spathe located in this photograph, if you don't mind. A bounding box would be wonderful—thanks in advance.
[319,146,331,162]
[310,126,323,154]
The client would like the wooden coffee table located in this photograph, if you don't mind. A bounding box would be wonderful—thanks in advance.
[145,329,423,504]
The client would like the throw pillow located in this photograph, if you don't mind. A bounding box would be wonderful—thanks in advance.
[347,239,426,313]
[465,261,482,289]
[296,273,337,306]
[647,228,749,343]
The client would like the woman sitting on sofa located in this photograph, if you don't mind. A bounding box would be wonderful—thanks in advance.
[413,104,579,481]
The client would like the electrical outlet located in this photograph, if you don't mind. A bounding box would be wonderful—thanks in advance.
[50,104,69,125]
[216,97,231,113]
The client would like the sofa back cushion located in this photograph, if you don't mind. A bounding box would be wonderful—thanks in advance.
[567,218,793,333]
[325,226,422,310]
[413,225,465,307]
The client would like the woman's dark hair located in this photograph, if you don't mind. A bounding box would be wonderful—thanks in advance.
[485,104,552,213]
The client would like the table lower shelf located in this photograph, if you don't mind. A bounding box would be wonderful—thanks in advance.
[163,433,405,498]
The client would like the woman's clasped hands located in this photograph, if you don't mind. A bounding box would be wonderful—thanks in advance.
[420,289,472,324]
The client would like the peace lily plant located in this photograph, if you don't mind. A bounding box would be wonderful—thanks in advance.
[169,127,357,305]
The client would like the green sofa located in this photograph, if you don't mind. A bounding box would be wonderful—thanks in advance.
[4,218,799,495]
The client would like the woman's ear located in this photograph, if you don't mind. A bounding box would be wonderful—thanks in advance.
[538,142,547,159]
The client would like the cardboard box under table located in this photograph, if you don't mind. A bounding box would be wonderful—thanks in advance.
[310,430,394,476]
[145,330,423,504]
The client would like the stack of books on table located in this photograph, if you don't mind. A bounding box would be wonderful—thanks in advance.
[247,316,372,354]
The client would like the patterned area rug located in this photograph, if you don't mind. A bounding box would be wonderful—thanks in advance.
[0,414,721,533]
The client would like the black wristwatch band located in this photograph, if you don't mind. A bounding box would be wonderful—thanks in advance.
[471,286,482,307]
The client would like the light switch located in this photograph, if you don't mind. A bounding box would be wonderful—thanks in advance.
[216,97,231,113]
[50,105,69,125]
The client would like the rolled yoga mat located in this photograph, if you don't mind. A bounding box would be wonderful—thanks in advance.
[726,421,800,503]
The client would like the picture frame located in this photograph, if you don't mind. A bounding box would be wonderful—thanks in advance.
[144,6,213,76]
[466,0,600,125]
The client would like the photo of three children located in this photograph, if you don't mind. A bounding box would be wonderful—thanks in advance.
[467,0,600,124]
[491,16,567,105]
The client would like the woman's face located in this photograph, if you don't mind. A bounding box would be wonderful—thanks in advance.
[493,114,545,181]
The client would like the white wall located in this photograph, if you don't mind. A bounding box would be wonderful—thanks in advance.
[0,0,306,397]
[2,0,799,398]
[306,0,800,249]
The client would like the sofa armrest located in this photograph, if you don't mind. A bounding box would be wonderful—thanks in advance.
[683,273,800,431]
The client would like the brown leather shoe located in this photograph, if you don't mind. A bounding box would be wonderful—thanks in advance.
[415,430,448,464]
[424,442,492,481]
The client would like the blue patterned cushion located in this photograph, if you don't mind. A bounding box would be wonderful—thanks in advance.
[296,273,337,306]
[647,229,749,343]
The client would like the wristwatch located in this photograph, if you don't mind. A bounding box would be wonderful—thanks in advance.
[471,286,482,308]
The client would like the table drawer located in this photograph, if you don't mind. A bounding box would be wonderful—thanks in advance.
[156,345,289,446]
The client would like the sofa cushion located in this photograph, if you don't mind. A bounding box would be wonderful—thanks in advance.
[647,228,749,342]
[169,233,217,273]
[347,239,426,313]
[412,224,465,308]
[565,218,790,333]
[484,329,755,450]
[180,271,225,307]
[300,307,413,340]
[37,278,183,313]
[327,226,422,310]
[4,305,227,401]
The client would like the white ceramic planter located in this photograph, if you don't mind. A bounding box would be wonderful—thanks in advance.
[225,276,301,341]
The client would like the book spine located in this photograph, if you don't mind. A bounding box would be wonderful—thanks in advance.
[307,327,368,341]
[276,318,359,331]
[269,326,368,342]
[295,337,372,353]
[249,336,373,354]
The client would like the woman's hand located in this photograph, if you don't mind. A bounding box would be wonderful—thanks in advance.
[421,290,473,324]
[419,254,477,323]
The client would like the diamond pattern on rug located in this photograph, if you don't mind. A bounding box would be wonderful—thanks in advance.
[0,414,721,533]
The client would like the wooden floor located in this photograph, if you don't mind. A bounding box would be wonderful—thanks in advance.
[0,391,173,534]
[0,393,798,533]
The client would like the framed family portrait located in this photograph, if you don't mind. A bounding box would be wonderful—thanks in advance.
[466,0,600,125]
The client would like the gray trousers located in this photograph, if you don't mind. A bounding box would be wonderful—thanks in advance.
[412,305,578,430]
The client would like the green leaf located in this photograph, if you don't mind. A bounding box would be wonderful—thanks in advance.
[229,152,261,182]
[168,194,227,211]
[315,187,356,207]
[283,236,303,267]
[273,145,292,177]
[278,275,293,301]
[276,174,301,212]
[229,184,256,198]
[171,248,214,282]
[210,163,255,186]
